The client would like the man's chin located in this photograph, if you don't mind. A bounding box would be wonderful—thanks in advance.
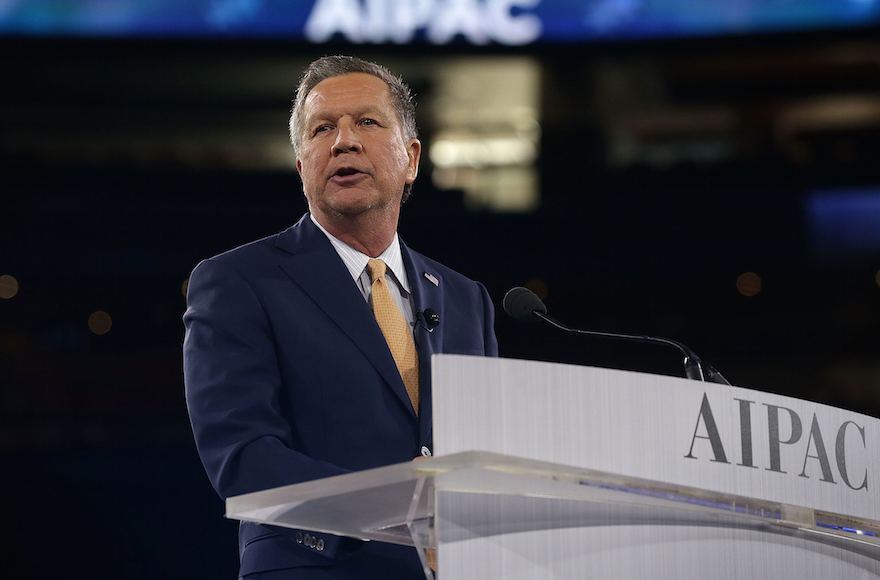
[327,191,400,216]
[329,200,378,217]
[314,201,380,222]
[310,188,369,212]
[309,187,402,221]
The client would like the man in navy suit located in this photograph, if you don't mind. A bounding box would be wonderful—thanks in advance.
[184,56,498,579]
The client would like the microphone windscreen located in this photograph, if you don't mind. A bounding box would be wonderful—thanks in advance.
[423,308,440,328]
[503,287,547,323]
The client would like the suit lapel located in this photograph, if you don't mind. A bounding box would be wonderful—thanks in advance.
[275,216,416,418]
[402,243,444,442]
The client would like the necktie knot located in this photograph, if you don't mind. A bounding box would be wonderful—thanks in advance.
[366,259,387,284]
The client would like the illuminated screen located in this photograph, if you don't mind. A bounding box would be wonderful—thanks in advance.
[1,0,878,45]
[806,187,880,257]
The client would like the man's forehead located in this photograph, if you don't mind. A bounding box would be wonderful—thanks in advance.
[304,73,392,114]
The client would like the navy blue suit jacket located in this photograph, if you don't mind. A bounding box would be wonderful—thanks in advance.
[184,214,498,578]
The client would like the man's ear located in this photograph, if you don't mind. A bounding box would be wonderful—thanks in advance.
[405,139,421,184]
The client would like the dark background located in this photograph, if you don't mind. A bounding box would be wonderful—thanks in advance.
[2,27,879,578]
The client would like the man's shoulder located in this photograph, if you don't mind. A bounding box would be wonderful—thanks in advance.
[199,232,281,271]
[198,215,316,269]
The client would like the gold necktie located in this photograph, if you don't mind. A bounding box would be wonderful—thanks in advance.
[366,259,419,415]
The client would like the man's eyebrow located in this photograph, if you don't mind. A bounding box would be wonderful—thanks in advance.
[306,105,387,124]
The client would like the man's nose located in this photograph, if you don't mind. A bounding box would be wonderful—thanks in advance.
[332,120,361,154]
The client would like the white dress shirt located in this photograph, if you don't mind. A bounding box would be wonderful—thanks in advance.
[310,214,416,332]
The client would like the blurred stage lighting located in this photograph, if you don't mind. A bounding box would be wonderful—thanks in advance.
[0,275,18,299]
[524,278,548,301]
[806,187,880,258]
[736,272,762,297]
[88,311,113,335]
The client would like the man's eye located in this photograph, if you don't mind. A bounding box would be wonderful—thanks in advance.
[361,119,377,126]
[314,125,332,134]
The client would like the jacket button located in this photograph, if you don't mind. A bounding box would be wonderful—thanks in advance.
[295,532,303,544]
[309,536,317,548]
[420,446,432,457]
[317,539,325,551]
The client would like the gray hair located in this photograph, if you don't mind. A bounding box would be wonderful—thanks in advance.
[289,55,419,202]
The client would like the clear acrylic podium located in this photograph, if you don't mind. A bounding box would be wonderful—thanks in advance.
[227,355,880,579]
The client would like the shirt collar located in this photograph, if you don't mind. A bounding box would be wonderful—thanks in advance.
[310,213,410,293]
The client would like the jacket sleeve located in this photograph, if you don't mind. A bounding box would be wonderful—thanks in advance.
[183,256,355,559]
[477,280,500,357]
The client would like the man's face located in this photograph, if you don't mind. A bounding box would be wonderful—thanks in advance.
[296,73,420,223]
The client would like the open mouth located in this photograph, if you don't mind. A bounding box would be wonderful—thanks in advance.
[330,167,367,185]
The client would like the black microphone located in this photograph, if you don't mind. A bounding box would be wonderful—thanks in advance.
[502,286,730,385]
[503,286,548,323]
[417,308,440,333]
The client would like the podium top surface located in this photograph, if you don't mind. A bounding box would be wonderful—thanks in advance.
[227,450,880,555]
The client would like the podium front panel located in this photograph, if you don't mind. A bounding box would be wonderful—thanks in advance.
[432,355,880,525]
